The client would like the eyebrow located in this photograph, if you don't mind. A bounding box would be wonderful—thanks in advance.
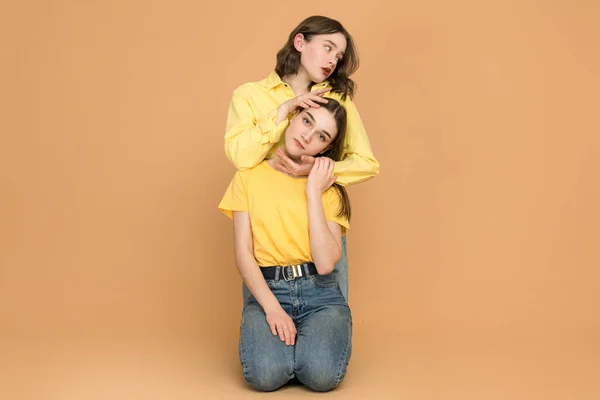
[305,111,332,139]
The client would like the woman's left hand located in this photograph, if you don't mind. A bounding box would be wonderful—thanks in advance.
[307,157,337,196]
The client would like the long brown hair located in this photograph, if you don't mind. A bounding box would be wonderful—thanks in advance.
[276,16,359,101]
[313,99,352,221]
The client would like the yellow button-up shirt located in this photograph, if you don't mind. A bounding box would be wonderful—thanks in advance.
[224,71,379,186]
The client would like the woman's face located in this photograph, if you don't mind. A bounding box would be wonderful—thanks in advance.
[283,107,338,160]
[296,33,347,83]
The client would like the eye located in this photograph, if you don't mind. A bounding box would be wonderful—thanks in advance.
[324,45,331,52]
[319,134,326,141]
[303,118,311,125]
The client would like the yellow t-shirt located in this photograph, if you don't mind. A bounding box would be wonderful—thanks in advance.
[218,161,350,267]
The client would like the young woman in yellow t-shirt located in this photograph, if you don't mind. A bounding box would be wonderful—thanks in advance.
[219,99,352,391]
[224,15,379,302]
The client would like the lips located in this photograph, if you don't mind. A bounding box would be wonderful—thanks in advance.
[321,67,331,76]
[294,139,305,150]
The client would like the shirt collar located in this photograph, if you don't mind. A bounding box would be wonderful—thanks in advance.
[264,70,284,90]
[264,70,331,91]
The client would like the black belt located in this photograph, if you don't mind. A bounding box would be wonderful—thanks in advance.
[260,262,318,281]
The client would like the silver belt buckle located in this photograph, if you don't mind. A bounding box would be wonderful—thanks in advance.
[282,264,303,281]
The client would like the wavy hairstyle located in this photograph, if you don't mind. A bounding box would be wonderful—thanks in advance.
[276,16,359,101]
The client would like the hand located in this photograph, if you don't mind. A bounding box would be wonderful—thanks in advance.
[275,149,316,177]
[265,306,297,346]
[281,88,330,115]
[307,157,337,196]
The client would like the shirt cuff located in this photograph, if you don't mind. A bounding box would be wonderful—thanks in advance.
[257,108,290,144]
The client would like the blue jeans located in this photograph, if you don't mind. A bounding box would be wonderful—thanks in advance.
[239,271,352,392]
[242,236,349,305]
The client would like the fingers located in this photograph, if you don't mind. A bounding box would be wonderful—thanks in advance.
[305,99,321,108]
[311,157,320,173]
[286,321,297,346]
[295,92,329,109]
[300,155,315,165]
[312,94,329,103]
[277,149,300,174]
[274,162,291,176]
[266,310,297,346]
[283,324,292,346]
[275,321,296,346]
[316,157,323,169]
[314,157,334,173]
[276,323,286,342]
[308,157,336,188]
[308,95,329,106]
[290,325,297,346]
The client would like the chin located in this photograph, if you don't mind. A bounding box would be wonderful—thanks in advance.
[309,71,325,83]
[283,146,301,159]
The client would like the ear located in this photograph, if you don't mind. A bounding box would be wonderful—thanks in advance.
[293,33,305,52]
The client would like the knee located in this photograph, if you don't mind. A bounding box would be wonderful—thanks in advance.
[296,368,344,392]
[295,355,349,392]
[242,358,291,392]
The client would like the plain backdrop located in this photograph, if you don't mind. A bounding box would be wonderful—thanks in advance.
[1,1,599,399]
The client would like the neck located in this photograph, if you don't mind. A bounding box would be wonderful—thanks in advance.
[282,66,313,96]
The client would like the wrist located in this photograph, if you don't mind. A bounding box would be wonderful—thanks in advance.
[262,299,283,314]
[306,189,321,200]
[276,103,291,124]
[279,101,291,115]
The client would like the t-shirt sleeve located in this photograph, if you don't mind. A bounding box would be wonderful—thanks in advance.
[218,171,248,219]
[323,187,350,235]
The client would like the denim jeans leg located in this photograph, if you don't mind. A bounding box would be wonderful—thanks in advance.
[332,235,349,302]
[242,281,251,307]
[294,304,352,391]
[239,303,294,391]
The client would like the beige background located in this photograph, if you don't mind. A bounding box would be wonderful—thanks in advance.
[1,1,599,399]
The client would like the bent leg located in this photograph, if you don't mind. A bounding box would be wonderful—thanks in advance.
[239,303,294,391]
[294,305,352,392]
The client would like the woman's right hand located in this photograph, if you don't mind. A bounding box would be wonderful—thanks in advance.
[277,88,330,122]
[265,306,297,346]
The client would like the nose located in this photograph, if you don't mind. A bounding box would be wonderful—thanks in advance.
[301,132,312,143]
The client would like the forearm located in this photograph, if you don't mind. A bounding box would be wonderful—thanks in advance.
[334,97,380,186]
[225,126,279,170]
[307,193,342,274]
[235,250,281,312]
[224,95,290,170]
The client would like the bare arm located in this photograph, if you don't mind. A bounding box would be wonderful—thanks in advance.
[306,158,343,274]
[233,211,296,345]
